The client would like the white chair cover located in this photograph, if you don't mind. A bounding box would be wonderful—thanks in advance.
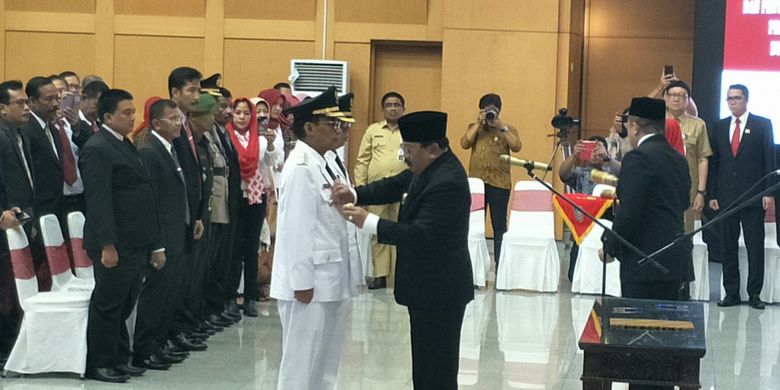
[4,226,91,376]
[495,181,560,292]
[721,203,780,302]
[467,178,491,287]
[571,220,621,297]
[67,211,93,280]
[690,219,710,301]
[39,214,94,292]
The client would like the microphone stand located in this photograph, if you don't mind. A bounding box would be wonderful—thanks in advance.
[520,163,670,301]
[641,176,780,266]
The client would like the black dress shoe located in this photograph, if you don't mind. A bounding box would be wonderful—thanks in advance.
[187,330,209,339]
[163,343,190,357]
[749,297,766,310]
[226,300,241,317]
[717,296,742,307]
[197,323,217,335]
[174,333,207,351]
[133,354,171,370]
[209,314,233,327]
[204,320,224,332]
[244,300,258,317]
[221,310,241,323]
[159,351,186,364]
[86,367,130,383]
[115,363,147,377]
[368,276,387,290]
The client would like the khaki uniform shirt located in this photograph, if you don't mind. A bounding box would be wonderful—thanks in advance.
[205,131,229,224]
[354,121,407,185]
[677,114,713,201]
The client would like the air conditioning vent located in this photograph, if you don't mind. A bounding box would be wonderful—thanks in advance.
[290,60,349,96]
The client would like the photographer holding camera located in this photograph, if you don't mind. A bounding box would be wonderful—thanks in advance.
[460,93,521,271]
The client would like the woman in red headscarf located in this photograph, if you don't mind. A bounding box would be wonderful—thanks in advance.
[130,96,162,145]
[225,97,281,317]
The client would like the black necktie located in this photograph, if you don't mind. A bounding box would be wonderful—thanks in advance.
[171,147,191,225]
[334,155,347,179]
[324,163,338,181]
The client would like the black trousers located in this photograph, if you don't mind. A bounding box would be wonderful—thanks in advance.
[185,223,212,321]
[721,205,765,299]
[170,247,200,336]
[86,247,146,369]
[227,199,266,301]
[133,251,184,360]
[484,184,510,268]
[203,223,228,316]
[620,280,681,390]
[408,304,466,390]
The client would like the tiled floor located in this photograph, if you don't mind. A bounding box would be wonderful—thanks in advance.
[3,244,780,390]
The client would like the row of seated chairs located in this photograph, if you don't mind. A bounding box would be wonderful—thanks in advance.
[3,212,94,377]
[466,178,780,303]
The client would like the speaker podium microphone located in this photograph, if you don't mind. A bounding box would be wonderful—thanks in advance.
[499,154,552,171]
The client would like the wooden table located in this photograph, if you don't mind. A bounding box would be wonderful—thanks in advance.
[578,297,706,389]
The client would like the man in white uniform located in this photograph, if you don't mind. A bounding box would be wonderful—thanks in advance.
[270,86,362,390]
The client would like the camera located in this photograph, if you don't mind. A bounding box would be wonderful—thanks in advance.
[485,108,499,121]
[550,108,581,130]
[619,114,628,123]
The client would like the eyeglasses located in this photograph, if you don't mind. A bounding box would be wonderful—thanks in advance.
[8,99,30,107]
[399,143,422,154]
[725,96,744,102]
[317,119,340,130]
[666,93,688,99]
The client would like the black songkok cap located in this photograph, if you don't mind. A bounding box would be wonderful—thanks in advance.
[200,73,222,97]
[399,111,447,143]
[283,86,339,123]
[629,97,666,121]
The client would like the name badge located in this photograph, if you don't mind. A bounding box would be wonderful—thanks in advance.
[745,129,751,134]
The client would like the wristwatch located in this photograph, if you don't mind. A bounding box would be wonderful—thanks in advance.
[697,189,706,196]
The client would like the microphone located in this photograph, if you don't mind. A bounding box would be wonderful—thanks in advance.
[591,169,618,186]
[499,154,552,171]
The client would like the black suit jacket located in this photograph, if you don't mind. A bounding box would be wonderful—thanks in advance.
[708,113,775,208]
[22,115,63,218]
[79,129,161,251]
[355,150,474,310]
[0,120,35,211]
[71,119,94,149]
[173,126,203,225]
[138,136,188,255]
[607,134,691,282]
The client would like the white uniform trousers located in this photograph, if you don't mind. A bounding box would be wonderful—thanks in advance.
[277,299,351,390]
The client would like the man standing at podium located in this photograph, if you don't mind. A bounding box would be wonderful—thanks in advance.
[605,97,691,301]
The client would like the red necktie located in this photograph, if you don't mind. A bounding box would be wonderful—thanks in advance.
[56,119,78,185]
[182,119,199,162]
[92,121,99,133]
[731,118,741,157]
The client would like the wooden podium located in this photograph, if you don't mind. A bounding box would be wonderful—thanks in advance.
[578,297,707,389]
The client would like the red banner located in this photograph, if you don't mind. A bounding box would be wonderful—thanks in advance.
[553,193,613,245]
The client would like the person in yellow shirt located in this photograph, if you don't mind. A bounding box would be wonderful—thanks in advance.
[354,92,408,289]
[460,94,522,272]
